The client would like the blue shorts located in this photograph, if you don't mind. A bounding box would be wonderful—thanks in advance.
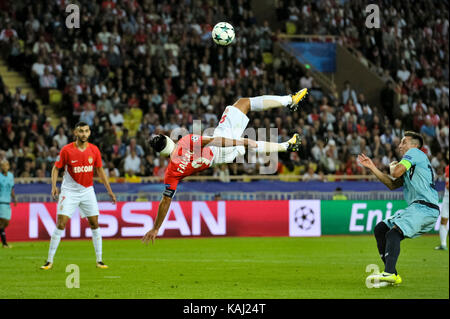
[383,202,439,238]
[0,203,11,220]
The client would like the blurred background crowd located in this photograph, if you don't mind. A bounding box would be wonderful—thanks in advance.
[0,0,448,183]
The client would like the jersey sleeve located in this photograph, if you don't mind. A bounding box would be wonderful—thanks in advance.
[54,147,67,168]
[399,148,421,171]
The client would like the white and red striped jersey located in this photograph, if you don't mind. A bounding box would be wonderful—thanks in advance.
[55,142,102,191]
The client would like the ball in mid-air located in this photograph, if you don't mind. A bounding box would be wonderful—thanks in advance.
[212,22,235,46]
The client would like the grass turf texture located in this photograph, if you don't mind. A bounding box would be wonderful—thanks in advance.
[0,236,448,299]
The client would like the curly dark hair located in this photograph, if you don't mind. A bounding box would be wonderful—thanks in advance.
[149,134,167,152]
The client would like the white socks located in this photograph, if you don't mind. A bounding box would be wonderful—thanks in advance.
[255,141,289,153]
[47,228,63,263]
[91,228,103,262]
[439,224,448,247]
[46,227,103,263]
[249,95,292,112]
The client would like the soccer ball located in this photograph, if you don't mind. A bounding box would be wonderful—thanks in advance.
[212,22,235,46]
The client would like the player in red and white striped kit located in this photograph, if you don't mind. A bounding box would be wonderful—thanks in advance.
[435,158,449,250]
[41,122,117,270]
[142,90,308,244]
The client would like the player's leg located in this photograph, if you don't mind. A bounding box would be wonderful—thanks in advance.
[0,203,12,248]
[373,221,390,265]
[86,215,107,268]
[0,218,10,248]
[436,217,448,250]
[383,225,404,276]
[41,214,69,269]
[436,194,448,250]
[41,190,77,269]
[232,88,307,115]
[80,189,107,268]
[374,211,405,284]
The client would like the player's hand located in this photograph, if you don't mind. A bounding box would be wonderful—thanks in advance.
[13,199,17,207]
[142,228,158,245]
[109,192,117,204]
[51,187,59,201]
[357,154,375,169]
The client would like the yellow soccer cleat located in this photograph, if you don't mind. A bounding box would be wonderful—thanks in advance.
[379,272,402,285]
[289,88,308,111]
[287,133,302,152]
[96,261,109,269]
[40,261,53,270]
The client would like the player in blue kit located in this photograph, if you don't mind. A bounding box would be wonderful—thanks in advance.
[358,131,439,285]
[0,160,17,248]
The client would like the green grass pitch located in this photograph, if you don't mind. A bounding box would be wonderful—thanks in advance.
[1,236,448,299]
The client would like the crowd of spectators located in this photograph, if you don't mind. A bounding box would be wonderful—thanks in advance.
[0,0,448,184]
[275,0,449,181]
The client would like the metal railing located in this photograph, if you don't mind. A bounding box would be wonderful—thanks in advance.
[15,190,445,202]
[14,174,378,184]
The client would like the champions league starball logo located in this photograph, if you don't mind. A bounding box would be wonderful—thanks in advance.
[293,206,316,231]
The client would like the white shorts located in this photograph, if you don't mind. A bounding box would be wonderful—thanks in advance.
[210,105,249,165]
[442,189,449,219]
[57,187,100,219]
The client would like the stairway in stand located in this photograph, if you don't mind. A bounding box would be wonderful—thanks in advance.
[0,58,60,128]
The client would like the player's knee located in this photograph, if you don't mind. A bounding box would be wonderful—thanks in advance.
[385,227,404,241]
[88,220,99,229]
[56,219,67,230]
[233,98,250,113]
[56,222,66,230]
[374,222,388,238]
[441,218,448,225]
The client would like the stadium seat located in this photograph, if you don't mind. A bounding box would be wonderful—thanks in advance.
[262,52,273,65]
[286,22,297,35]
[49,89,62,105]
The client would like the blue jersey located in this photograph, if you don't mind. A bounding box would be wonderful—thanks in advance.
[400,148,439,206]
[0,172,14,204]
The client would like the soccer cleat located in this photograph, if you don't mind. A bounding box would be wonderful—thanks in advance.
[40,261,53,270]
[289,88,308,111]
[287,133,302,152]
[2,244,12,248]
[379,272,402,285]
[96,261,109,269]
[434,245,448,250]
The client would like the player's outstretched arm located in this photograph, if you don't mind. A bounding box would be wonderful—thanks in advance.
[201,136,257,148]
[95,167,117,204]
[357,154,404,190]
[142,195,172,245]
